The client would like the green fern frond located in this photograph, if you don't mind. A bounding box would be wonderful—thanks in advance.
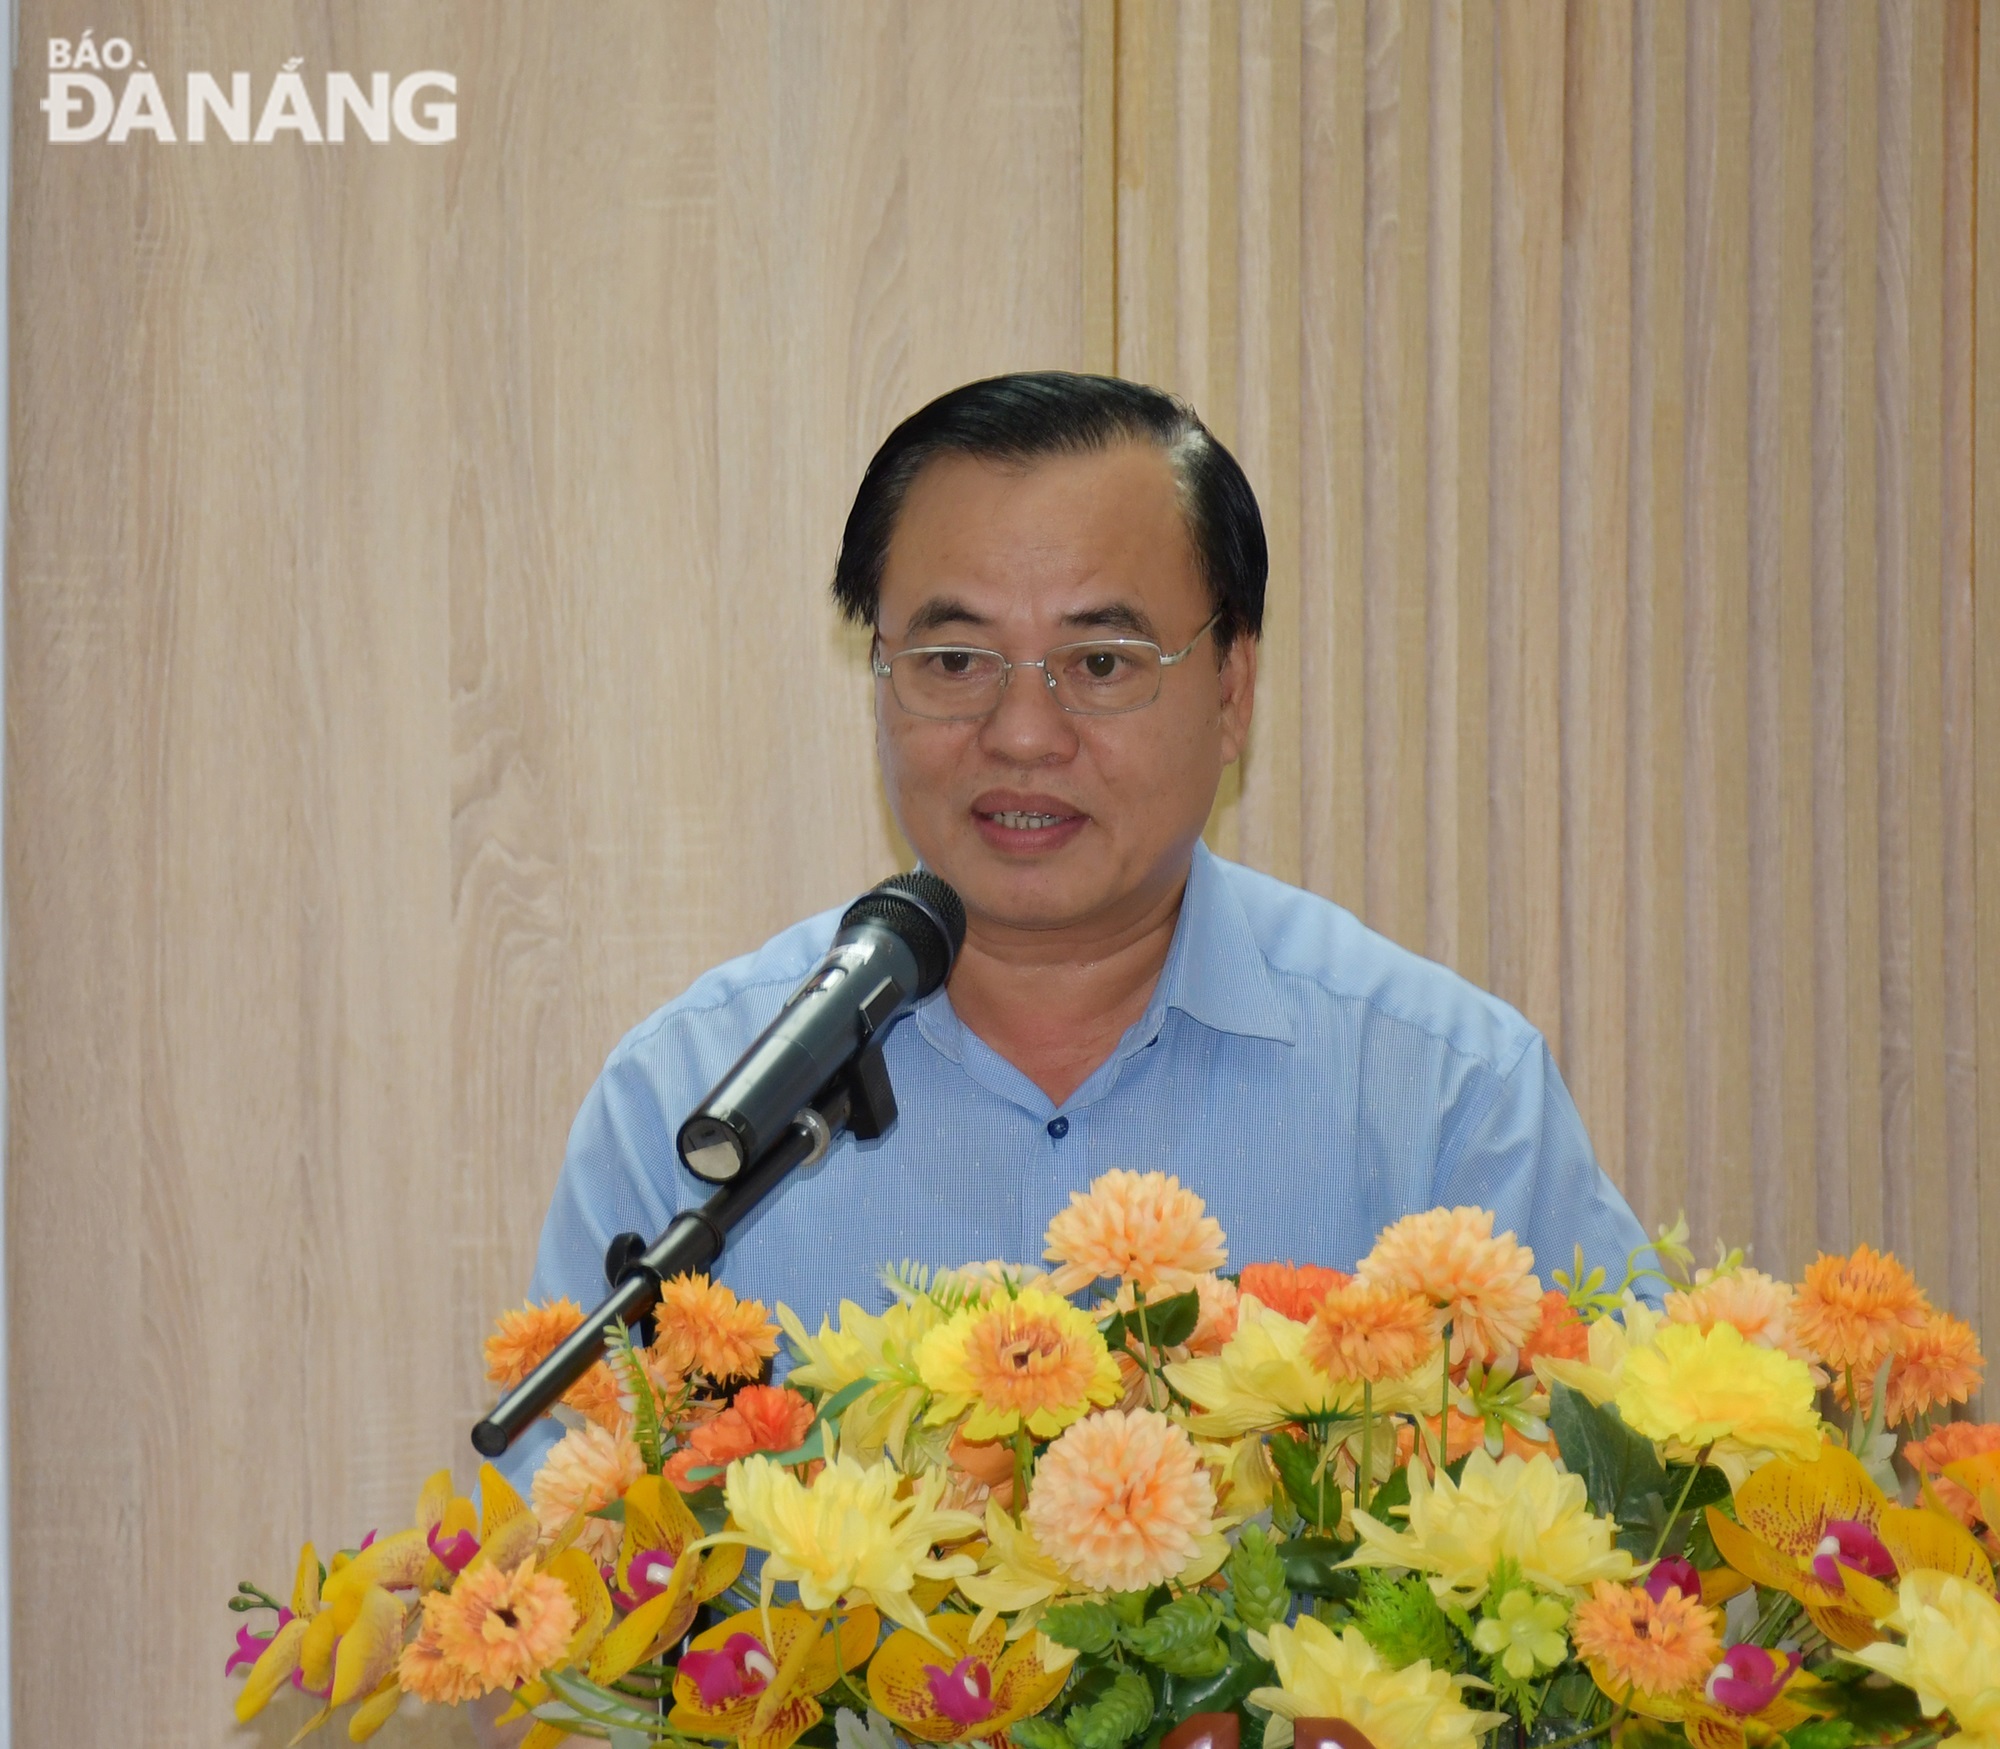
[605,1319,666,1474]
[1352,1570,1458,1672]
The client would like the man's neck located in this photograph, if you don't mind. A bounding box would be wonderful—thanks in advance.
[944,867,1191,1108]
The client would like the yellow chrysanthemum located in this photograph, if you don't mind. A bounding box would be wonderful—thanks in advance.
[919,1288,1122,1440]
[1347,1449,1637,1605]
[1614,1321,1823,1465]
[1042,1169,1226,1295]
[1850,1571,2000,1742]
[705,1454,979,1635]
[1246,1616,1504,1749]
[1167,1296,1439,1437]
[777,1296,942,1462]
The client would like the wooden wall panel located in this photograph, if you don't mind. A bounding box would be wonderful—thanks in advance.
[10,2,2000,1742]
[8,5,1087,1743]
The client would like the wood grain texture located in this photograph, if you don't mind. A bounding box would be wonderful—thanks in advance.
[12,7,2000,1744]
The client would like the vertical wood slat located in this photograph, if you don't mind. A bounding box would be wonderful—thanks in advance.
[1975,0,2000,1379]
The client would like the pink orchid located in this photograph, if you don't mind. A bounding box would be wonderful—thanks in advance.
[1705,1644,1802,1714]
[923,1656,996,1727]
[1643,1556,1701,1604]
[1810,1517,1895,1588]
[224,1610,292,1677]
[679,1633,776,1707]
[426,1521,479,1573]
[615,1547,678,1611]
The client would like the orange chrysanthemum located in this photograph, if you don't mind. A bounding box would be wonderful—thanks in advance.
[484,1298,585,1388]
[1042,1170,1226,1295]
[1793,1244,1930,1374]
[1393,1407,1550,1466]
[1187,1273,1242,1355]
[1569,1580,1722,1699]
[1839,1310,1987,1426]
[1906,1421,2000,1529]
[1238,1262,1352,1325]
[1359,1207,1543,1368]
[665,1384,817,1491]
[655,1275,779,1382]
[1518,1289,1591,1368]
[532,1420,645,1561]
[1305,1280,1441,1384]
[559,1342,686,1436]
[399,1605,491,1703]
[1026,1408,1217,1593]
[431,1559,578,1690]
[1665,1267,1815,1363]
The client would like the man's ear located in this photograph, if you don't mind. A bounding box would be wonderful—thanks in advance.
[1217,632,1258,765]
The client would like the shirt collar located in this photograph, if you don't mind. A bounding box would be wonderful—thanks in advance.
[914,841,1295,1061]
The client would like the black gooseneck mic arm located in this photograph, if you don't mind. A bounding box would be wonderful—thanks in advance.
[469,1037,899,1457]
[470,870,962,1459]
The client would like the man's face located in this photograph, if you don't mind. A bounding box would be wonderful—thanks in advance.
[872,442,1257,936]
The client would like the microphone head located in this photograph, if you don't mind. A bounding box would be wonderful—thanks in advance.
[839,870,966,998]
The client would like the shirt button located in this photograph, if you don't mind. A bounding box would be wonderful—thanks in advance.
[1047,1116,1070,1140]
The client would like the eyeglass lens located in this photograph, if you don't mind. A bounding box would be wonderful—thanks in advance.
[887,641,1165,719]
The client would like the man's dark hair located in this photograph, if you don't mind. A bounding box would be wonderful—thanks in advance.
[831,371,1267,649]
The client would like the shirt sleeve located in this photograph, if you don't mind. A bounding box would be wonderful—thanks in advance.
[1428,1034,1655,1301]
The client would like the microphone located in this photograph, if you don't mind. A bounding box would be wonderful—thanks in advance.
[675,870,966,1182]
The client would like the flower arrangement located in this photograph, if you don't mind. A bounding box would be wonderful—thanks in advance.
[230,1171,2000,1749]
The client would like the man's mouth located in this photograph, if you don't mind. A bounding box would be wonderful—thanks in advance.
[986,810,1069,831]
[970,795,1088,850]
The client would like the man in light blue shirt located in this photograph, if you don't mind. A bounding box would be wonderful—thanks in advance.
[508,373,1646,1481]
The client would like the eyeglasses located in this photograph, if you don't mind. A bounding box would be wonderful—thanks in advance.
[872,612,1222,721]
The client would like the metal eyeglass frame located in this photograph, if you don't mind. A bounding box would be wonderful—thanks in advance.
[871,610,1223,720]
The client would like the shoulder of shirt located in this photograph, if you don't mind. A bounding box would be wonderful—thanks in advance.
[600,903,847,1071]
[1211,854,1542,1079]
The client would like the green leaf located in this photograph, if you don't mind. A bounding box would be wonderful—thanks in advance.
[1152,1643,1275,1734]
[1224,1523,1291,1633]
[1269,1431,1341,1530]
[1781,1725,1860,1749]
[1662,1462,1733,1514]
[1133,1290,1202,1350]
[1040,1601,1121,1656]
[1108,1589,1154,1630]
[1066,1670,1156,1749]
[1012,1718,1075,1749]
[1275,1535,1360,1601]
[1547,1382,1668,1527]
[1097,1310,1130,1351]
[1365,1463,1411,1522]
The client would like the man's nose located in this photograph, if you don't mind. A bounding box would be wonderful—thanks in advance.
[978,662,1080,762]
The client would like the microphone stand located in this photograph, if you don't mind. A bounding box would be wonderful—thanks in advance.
[470,1038,898,1458]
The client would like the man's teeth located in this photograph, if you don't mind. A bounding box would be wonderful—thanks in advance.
[991,811,1065,830]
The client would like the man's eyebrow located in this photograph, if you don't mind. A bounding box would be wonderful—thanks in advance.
[1062,602,1158,638]
[901,597,993,637]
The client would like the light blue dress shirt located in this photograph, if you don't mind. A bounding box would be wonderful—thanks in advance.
[499,844,1647,1485]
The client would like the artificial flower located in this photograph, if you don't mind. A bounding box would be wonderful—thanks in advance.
[484,1298,586,1387]
[655,1273,779,1381]
[1042,1169,1226,1295]
[1532,1294,1663,1407]
[414,1469,481,1577]
[1359,1207,1543,1368]
[1347,1449,1636,1605]
[669,1605,881,1749]
[1305,1279,1442,1384]
[398,1606,489,1705]
[1703,1440,1996,1649]
[1613,1320,1824,1464]
[1570,1579,1721,1700]
[1849,1571,2000,1743]
[1186,1271,1243,1353]
[1246,1616,1503,1749]
[429,1559,578,1691]
[1906,1420,2000,1531]
[1517,1289,1590,1367]
[664,1383,815,1491]
[531,1420,644,1562]
[1793,1244,1930,1376]
[707,1454,978,1634]
[917,1288,1121,1440]
[1167,1295,1388,1435]
[957,1498,1078,1633]
[1237,1262,1351,1324]
[868,1612,1069,1743]
[1854,1309,1985,1425]
[1665,1266,1815,1363]
[233,1542,328,1722]
[778,1297,941,1462]
[1026,1407,1219,1593]
[1704,1645,1802,1714]
[1471,1588,1570,1679]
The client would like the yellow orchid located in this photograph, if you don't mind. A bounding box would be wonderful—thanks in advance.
[1601,1648,1836,1749]
[778,1297,941,1461]
[701,1454,979,1635]
[668,1604,880,1749]
[1704,1441,1997,1650]
[1347,1449,1637,1605]
[868,1612,1068,1744]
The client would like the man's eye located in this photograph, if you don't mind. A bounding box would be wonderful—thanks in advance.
[1075,648,1130,681]
[926,650,981,678]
